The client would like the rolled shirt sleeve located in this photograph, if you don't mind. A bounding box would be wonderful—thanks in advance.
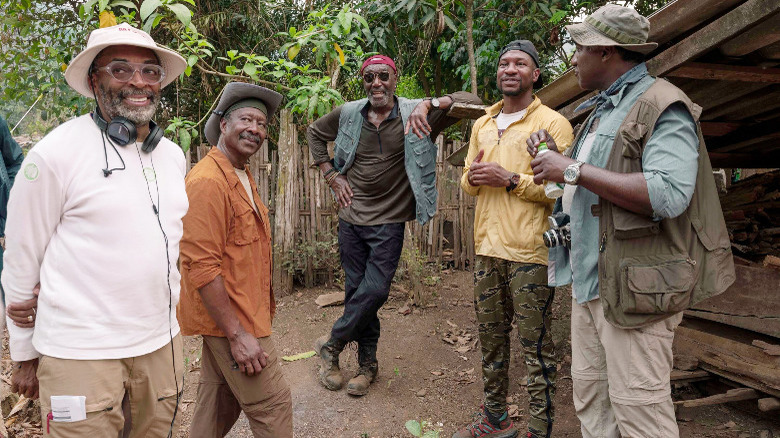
[180,176,230,289]
[643,103,699,219]
[306,105,343,166]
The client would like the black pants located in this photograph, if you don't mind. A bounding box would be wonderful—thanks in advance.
[330,219,405,349]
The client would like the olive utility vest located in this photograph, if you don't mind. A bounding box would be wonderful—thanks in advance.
[332,97,438,225]
[590,78,735,328]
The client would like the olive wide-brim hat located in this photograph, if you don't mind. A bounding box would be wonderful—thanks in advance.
[64,23,187,98]
[204,82,283,146]
[565,4,658,55]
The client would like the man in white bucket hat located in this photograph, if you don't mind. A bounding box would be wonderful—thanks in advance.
[3,22,189,437]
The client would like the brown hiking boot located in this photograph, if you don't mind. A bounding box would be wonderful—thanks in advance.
[347,343,378,396]
[315,335,345,391]
[346,363,378,396]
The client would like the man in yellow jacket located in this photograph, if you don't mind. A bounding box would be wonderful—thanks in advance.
[454,40,573,438]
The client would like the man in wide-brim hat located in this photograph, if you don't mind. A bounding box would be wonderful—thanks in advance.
[528,4,734,437]
[3,22,191,437]
[178,81,293,437]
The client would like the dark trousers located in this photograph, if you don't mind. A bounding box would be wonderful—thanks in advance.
[330,219,405,349]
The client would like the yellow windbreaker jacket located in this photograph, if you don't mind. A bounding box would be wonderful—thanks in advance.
[461,97,574,265]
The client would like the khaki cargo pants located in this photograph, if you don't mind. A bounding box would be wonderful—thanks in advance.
[38,335,184,437]
[189,335,293,438]
[571,297,683,438]
[474,256,557,438]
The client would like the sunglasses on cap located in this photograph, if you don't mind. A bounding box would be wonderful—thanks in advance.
[94,61,166,85]
[363,71,391,83]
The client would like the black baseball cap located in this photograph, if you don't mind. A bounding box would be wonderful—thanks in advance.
[499,40,543,89]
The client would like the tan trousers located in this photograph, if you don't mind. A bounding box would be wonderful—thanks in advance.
[37,335,184,438]
[570,298,682,438]
[189,335,293,438]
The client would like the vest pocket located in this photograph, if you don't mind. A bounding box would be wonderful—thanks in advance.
[612,204,659,239]
[619,256,695,314]
[619,121,647,159]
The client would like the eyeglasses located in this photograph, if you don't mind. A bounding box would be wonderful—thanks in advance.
[363,71,391,83]
[94,61,166,85]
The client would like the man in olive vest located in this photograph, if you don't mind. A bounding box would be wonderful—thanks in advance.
[307,55,480,396]
[527,5,734,437]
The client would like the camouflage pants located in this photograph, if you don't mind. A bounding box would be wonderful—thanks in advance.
[474,256,557,438]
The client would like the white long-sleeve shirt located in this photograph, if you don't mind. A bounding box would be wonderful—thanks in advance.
[3,114,188,361]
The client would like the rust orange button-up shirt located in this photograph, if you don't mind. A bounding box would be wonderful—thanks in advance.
[178,147,275,338]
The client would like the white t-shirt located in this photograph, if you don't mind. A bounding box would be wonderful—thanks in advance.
[494,108,528,137]
[235,168,259,214]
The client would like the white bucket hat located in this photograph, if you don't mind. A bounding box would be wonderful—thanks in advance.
[565,4,658,55]
[65,23,187,98]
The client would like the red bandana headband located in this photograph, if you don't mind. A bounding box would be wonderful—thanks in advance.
[360,55,397,75]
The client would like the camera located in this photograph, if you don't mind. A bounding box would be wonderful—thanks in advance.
[543,212,571,249]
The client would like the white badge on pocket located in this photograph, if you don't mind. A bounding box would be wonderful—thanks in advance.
[50,395,87,422]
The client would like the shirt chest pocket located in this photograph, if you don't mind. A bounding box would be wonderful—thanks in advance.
[230,193,261,246]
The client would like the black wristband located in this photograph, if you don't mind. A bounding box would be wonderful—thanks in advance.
[323,167,337,178]
[506,173,519,192]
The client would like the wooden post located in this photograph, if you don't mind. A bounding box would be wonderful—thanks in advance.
[273,109,298,295]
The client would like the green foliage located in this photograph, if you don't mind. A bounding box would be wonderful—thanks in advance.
[395,75,427,100]
[405,419,441,438]
[3,0,674,144]
[164,116,199,153]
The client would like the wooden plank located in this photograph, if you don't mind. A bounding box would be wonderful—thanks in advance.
[674,388,760,408]
[673,324,780,397]
[703,86,780,123]
[719,12,780,57]
[647,0,745,45]
[686,264,780,338]
[708,152,780,169]
[759,39,780,59]
[701,122,745,137]
[647,0,780,76]
[709,113,780,151]
[668,62,780,83]
[537,70,586,113]
[446,102,487,120]
[690,81,771,112]
[670,369,712,383]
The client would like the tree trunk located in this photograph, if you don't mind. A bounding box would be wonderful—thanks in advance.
[418,66,432,96]
[273,109,299,295]
[435,56,443,97]
[465,0,478,94]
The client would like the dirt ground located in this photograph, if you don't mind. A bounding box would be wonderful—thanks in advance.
[3,269,780,437]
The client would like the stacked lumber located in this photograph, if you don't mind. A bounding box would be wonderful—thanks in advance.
[719,169,780,259]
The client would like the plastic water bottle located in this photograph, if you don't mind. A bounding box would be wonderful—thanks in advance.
[537,142,564,199]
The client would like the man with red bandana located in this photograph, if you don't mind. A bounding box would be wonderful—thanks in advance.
[307,55,481,396]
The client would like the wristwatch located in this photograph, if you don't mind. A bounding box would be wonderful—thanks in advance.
[506,173,520,192]
[425,97,441,109]
[564,161,585,185]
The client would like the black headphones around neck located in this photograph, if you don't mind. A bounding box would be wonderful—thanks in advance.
[92,108,163,153]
